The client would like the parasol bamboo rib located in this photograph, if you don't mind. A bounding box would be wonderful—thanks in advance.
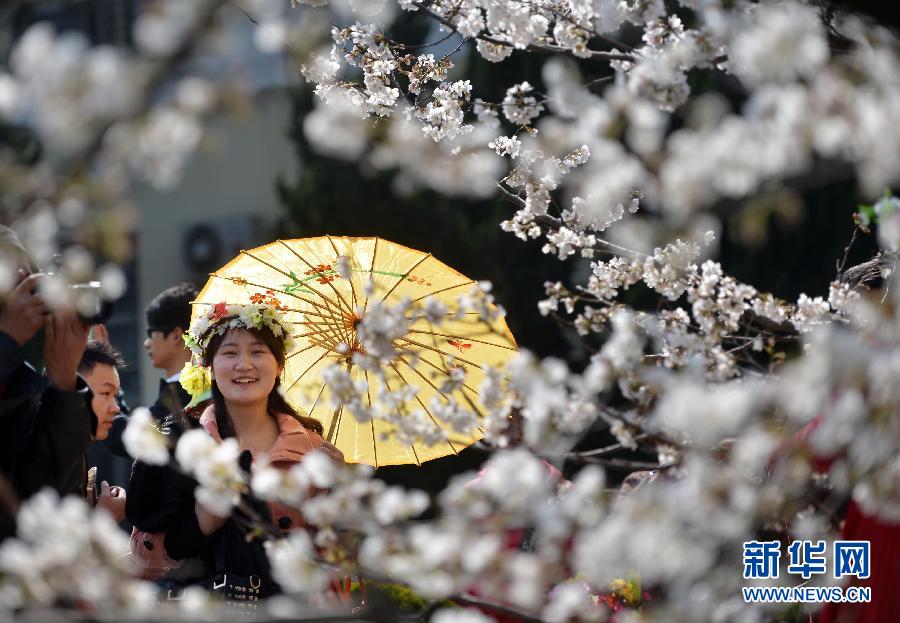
[287,309,356,344]
[289,236,360,314]
[388,362,460,455]
[392,352,473,407]
[242,248,354,345]
[274,241,355,317]
[397,336,487,370]
[209,273,335,314]
[284,307,353,323]
[305,381,328,419]
[326,403,343,444]
[363,368,378,468]
[298,309,352,346]
[381,371,424,465]
[284,350,331,394]
[456,384,489,433]
[409,280,476,304]
[209,273,350,344]
[404,311,485,320]
[325,359,353,444]
[195,295,344,354]
[380,252,432,303]
[284,339,341,361]
[396,346,495,429]
[299,336,344,356]
[362,237,379,313]
[326,235,359,312]
[291,326,352,340]
[293,317,355,339]
[281,306,340,317]
[406,329,518,350]
[292,327,355,341]
[401,349,485,399]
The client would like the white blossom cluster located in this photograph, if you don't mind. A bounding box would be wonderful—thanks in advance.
[122,407,170,466]
[175,430,249,517]
[778,293,900,522]
[298,462,430,532]
[358,449,568,601]
[291,0,900,227]
[264,531,330,595]
[419,80,473,142]
[252,449,341,508]
[0,490,154,610]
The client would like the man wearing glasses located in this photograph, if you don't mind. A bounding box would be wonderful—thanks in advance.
[142,282,197,423]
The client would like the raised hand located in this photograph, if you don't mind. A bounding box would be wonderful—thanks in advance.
[96,480,127,523]
[44,307,89,392]
[91,323,110,345]
[0,271,48,346]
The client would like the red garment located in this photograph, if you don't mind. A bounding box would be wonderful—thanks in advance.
[462,460,571,623]
[789,416,900,623]
[817,501,900,623]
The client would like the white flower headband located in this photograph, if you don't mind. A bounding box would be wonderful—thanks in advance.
[183,293,295,367]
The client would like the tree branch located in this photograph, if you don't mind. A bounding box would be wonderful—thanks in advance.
[412,1,635,62]
[452,595,549,623]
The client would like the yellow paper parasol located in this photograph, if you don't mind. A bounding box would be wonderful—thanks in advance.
[192,236,517,466]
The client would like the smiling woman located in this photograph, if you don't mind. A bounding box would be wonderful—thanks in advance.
[127,299,345,604]
[207,325,317,447]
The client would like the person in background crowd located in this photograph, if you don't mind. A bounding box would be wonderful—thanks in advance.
[143,282,197,422]
[101,282,198,461]
[79,340,128,523]
[0,225,91,539]
[89,323,132,462]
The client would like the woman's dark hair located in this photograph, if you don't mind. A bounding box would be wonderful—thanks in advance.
[205,324,323,438]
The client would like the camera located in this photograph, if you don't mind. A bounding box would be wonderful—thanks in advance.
[69,281,115,325]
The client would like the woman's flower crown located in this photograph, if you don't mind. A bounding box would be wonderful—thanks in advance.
[183,294,295,366]
[179,294,294,407]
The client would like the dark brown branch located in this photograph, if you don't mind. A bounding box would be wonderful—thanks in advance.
[836,225,860,278]
[413,1,635,62]
[399,30,459,50]
[452,595,548,623]
[839,251,898,288]
[570,435,651,458]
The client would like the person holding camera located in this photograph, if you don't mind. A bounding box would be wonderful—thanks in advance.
[0,226,92,537]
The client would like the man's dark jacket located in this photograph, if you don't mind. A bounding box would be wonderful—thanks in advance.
[0,331,92,538]
[104,377,190,459]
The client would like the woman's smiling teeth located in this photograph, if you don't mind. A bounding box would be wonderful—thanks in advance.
[233,377,258,384]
